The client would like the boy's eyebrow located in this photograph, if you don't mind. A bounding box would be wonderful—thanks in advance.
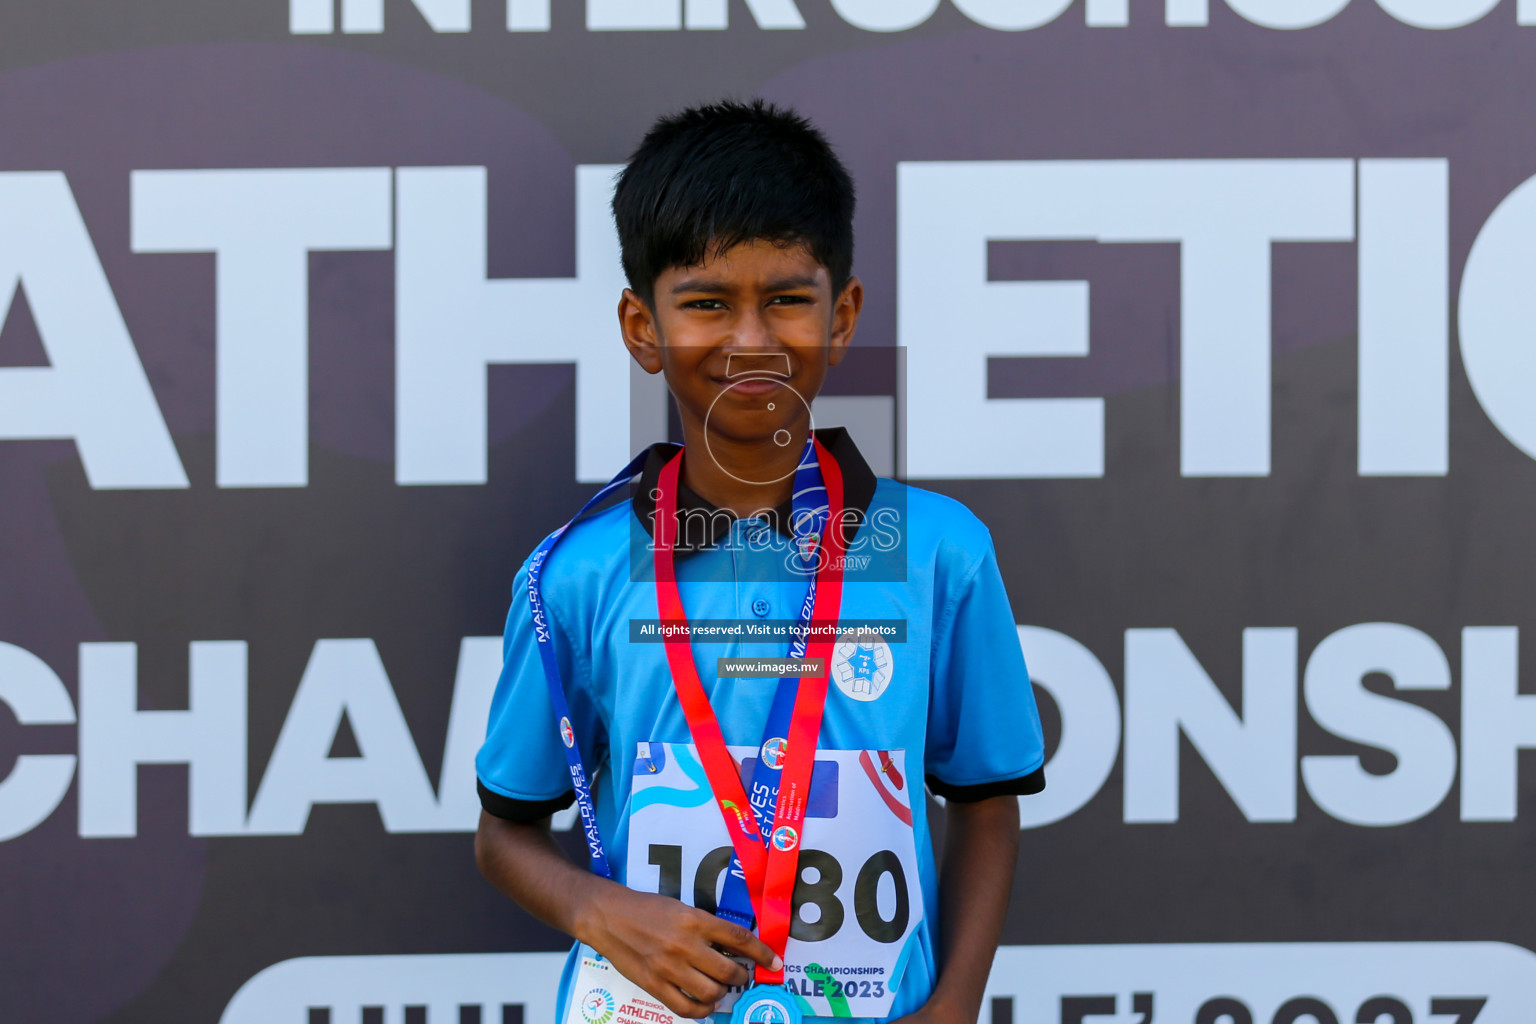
[670,274,821,295]
[671,277,731,295]
[763,274,820,292]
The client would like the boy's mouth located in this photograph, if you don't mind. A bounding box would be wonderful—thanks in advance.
[716,375,788,397]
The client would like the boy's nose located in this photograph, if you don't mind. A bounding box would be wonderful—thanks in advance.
[730,308,775,350]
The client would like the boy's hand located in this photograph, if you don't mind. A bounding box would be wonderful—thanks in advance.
[474,814,777,1020]
[582,884,782,1020]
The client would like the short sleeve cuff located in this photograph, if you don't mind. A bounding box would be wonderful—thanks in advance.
[926,766,1045,803]
[478,778,576,823]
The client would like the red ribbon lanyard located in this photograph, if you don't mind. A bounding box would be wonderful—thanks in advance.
[652,440,847,983]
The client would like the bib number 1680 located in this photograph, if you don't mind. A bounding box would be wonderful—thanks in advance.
[646,843,911,944]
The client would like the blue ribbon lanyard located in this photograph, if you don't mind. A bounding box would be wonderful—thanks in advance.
[526,450,650,881]
[527,440,831,905]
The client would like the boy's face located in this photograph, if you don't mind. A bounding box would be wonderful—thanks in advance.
[619,239,862,449]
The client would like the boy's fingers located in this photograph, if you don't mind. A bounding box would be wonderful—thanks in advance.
[704,917,781,971]
[680,967,728,1005]
[659,984,715,1021]
[694,948,751,988]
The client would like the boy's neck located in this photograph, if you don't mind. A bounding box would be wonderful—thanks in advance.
[678,421,810,519]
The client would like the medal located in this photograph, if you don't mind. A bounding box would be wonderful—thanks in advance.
[729,983,804,1024]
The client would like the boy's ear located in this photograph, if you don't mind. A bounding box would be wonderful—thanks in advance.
[827,276,864,368]
[618,288,664,374]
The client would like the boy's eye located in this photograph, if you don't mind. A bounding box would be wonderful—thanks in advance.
[768,294,812,306]
[683,298,727,310]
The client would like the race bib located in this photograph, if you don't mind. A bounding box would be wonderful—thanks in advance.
[626,742,924,1020]
[566,944,706,1024]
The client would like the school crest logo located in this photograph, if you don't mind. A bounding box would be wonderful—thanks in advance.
[579,988,615,1024]
[560,717,576,748]
[832,629,893,702]
[770,825,799,851]
[760,736,789,770]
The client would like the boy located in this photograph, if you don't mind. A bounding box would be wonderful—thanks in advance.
[475,100,1045,1024]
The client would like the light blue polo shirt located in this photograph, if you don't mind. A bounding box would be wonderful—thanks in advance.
[476,430,1045,1024]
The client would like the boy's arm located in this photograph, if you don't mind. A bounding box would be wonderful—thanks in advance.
[475,811,781,1019]
[476,568,776,1016]
[918,527,1042,1024]
[911,794,1021,1024]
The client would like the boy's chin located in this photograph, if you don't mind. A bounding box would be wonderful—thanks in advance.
[701,425,806,448]
[690,402,814,449]
[691,414,807,448]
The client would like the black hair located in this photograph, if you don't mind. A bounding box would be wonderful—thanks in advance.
[612,99,856,305]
